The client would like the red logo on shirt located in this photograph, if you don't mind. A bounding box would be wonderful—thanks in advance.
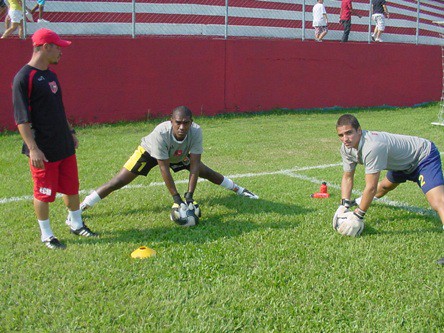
[174,150,183,156]
[49,81,58,94]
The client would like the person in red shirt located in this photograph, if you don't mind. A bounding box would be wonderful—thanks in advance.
[339,0,362,42]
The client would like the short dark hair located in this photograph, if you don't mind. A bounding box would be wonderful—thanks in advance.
[172,106,193,119]
[336,114,360,130]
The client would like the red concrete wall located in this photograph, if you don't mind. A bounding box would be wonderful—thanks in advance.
[0,37,441,131]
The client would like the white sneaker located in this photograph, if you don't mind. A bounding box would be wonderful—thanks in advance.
[26,11,34,22]
[375,38,383,42]
[235,187,259,199]
[37,18,50,23]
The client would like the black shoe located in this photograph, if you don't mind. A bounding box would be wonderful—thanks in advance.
[43,236,66,250]
[70,224,98,237]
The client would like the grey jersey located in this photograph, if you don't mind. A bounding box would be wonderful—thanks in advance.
[341,130,431,174]
[140,121,203,164]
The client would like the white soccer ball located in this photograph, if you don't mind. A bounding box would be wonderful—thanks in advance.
[171,203,199,227]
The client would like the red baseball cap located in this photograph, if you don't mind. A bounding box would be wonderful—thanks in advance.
[32,28,72,47]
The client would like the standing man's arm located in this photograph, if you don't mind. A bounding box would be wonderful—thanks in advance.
[67,122,78,149]
[341,170,355,200]
[357,172,379,212]
[17,123,47,169]
[382,4,389,17]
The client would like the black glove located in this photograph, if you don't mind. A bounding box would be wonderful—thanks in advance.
[172,193,184,205]
[184,192,194,205]
[184,191,201,218]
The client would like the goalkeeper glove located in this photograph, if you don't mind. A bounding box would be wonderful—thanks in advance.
[170,203,188,224]
[184,192,201,218]
[332,199,356,230]
[170,194,187,223]
[337,210,365,237]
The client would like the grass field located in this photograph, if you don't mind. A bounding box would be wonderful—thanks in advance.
[1,104,443,332]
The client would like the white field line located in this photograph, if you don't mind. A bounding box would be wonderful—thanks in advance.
[0,163,341,204]
[284,171,436,216]
[0,162,438,217]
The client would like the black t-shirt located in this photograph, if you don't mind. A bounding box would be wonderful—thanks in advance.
[13,65,75,162]
[372,0,386,14]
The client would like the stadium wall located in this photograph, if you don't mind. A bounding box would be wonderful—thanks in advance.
[0,37,441,131]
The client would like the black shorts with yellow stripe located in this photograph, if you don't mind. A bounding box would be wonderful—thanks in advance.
[123,146,191,176]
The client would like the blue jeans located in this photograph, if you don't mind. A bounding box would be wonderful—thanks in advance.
[341,20,351,42]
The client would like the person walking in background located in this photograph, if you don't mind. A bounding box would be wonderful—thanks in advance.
[1,0,23,39]
[0,0,33,36]
[339,0,362,42]
[312,0,328,42]
[371,0,389,42]
[12,28,97,250]
[31,0,49,23]
[0,0,8,25]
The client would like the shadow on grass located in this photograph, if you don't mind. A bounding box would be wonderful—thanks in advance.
[74,195,314,245]
[361,204,442,236]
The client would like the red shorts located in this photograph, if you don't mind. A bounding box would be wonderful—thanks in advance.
[30,154,79,202]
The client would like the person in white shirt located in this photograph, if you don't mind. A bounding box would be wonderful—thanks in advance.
[312,0,328,42]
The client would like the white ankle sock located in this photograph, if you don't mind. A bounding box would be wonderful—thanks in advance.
[38,219,54,242]
[68,209,83,229]
[355,196,379,205]
[220,177,235,190]
[220,177,243,193]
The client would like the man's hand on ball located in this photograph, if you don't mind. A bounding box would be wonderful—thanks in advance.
[337,211,365,237]
[333,204,349,230]
[171,194,187,223]
[184,191,194,204]
[170,202,187,223]
[184,192,201,217]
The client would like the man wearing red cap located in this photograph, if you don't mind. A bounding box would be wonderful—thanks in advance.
[12,28,97,250]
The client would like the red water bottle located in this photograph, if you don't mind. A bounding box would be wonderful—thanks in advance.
[320,182,328,194]
[311,182,330,198]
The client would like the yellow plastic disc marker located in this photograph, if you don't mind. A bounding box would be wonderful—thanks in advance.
[131,246,156,259]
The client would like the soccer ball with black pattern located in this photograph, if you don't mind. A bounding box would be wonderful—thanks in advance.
[170,203,199,227]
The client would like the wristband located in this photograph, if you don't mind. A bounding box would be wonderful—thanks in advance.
[354,207,366,219]
[341,199,352,208]
[172,194,183,205]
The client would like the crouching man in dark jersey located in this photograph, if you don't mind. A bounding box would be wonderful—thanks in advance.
[12,28,97,250]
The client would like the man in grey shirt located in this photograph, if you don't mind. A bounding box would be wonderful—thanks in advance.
[333,114,444,242]
[81,106,258,225]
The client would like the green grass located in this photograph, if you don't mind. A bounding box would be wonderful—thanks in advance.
[1,104,443,332]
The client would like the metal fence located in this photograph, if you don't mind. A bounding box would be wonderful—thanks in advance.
[3,0,443,45]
